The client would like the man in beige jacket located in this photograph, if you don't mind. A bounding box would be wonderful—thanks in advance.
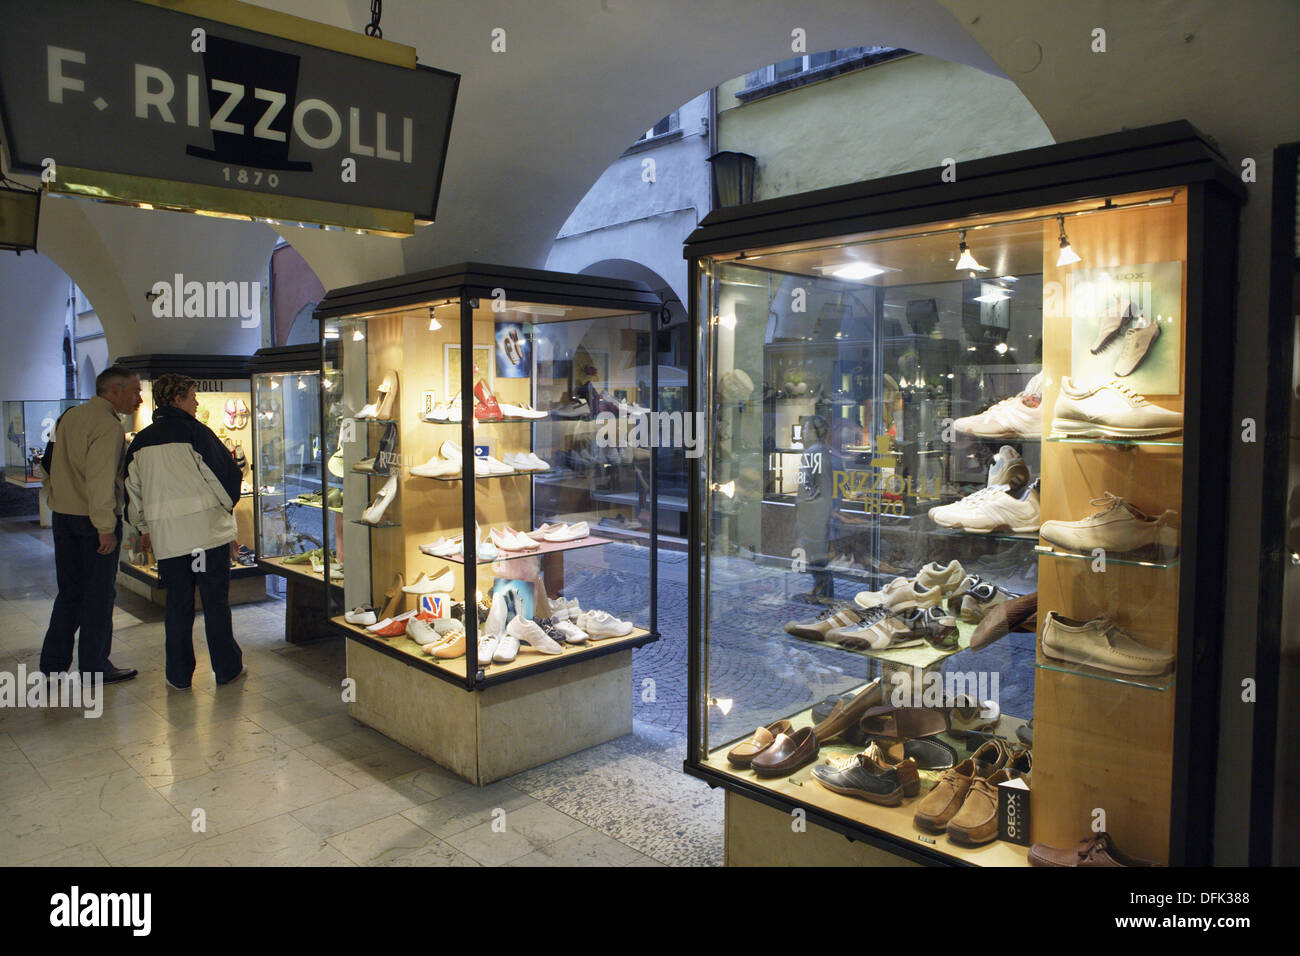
[40,364,143,683]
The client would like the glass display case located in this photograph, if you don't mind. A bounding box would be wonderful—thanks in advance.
[686,122,1244,866]
[4,399,79,486]
[250,344,340,585]
[114,354,263,586]
[314,264,665,689]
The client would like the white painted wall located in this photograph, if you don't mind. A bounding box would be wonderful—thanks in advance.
[0,251,71,397]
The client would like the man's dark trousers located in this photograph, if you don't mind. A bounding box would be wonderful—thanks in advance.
[40,513,122,673]
[156,545,242,687]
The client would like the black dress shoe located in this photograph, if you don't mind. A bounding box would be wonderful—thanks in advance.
[101,666,138,684]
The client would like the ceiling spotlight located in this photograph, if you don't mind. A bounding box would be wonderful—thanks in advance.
[428,306,441,331]
[716,313,736,330]
[955,230,987,271]
[352,328,365,341]
[828,262,887,280]
[1056,214,1081,266]
[297,376,307,390]
[712,480,735,498]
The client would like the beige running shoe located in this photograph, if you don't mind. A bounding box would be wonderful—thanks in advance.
[914,560,967,596]
[853,578,943,611]
[1051,378,1182,439]
[1040,612,1173,676]
[1113,315,1161,377]
[1039,492,1178,554]
[1091,300,1136,354]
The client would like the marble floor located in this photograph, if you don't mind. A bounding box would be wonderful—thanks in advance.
[0,514,723,867]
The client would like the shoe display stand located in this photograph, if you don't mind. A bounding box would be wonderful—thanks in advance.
[685,122,1244,866]
[3,398,80,490]
[250,345,341,642]
[114,354,267,607]
[314,263,663,784]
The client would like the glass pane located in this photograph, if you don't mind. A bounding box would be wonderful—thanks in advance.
[696,188,1189,865]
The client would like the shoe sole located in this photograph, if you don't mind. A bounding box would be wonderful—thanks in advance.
[1050,418,1181,439]
[1040,640,1171,676]
[946,820,999,846]
[1038,531,1174,556]
[783,626,829,640]
[932,518,1039,534]
[813,777,904,806]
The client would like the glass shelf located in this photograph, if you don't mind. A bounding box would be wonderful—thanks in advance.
[1046,434,1183,448]
[421,416,545,425]
[291,498,343,514]
[417,469,555,482]
[350,519,399,528]
[349,417,399,425]
[1036,656,1176,691]
[424,534,615,565]
[1034,544,1180,569]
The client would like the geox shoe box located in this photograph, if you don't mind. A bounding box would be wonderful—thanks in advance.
[998,776,1031,846]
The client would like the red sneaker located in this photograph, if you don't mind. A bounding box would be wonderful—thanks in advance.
[372,614,412,637]
[473,379,502,421]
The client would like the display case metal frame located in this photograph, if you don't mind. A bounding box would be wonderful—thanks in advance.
[314,263,665,691]
[249,343,338,587]
[683,121,1246,866]
[114,353,266,587]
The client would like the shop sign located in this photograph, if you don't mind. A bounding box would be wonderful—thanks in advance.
[0,0,458,235]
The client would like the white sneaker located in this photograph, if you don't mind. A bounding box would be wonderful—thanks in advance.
[522,452,549,470]
[344,607,377,626]
[507,616,563,654]
[360,476,398,525]
[474,455,514,476]
[552,620,589,644]
[423,393,462,423]
[987,445,1031,490]
[575,609,633,639]
[953,373,1043,439]
[492,632,520,662]
[476,635,499,664]
[1051,378,1183,438]
[503,452,544,472]
[928,481,1040,533]
[1039,492,1179,553]
[403,568,454,593]
[407,616,438,644]
[1041,612,1174,676]
[354,402,379,420]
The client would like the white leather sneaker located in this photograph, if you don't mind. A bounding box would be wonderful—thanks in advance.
[492,632,520,662]
[507,616,563,654]
[407,616,438,645]
[553,620,589,644]
[344,607,377,626]
[1039,492,1179,553]
[476,635,499,664]
[1040,612,1174,676]
[542,521,589,542]
[1051,378,1182,438]
[929,481,1040,533]
[576,609,633,639]
[953,373,1043,439]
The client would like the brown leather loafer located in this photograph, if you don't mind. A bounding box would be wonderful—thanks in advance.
[859,704,949,740]
[810,679,882,743]
[913,757,976,832]
[946,768,1011,845]
[1028,832,1158,867]
[726,719,794,768]
[970,591,1037,650]
[751,726,819,777]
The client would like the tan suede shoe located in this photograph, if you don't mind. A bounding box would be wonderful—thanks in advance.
[946,768,1012,845]
[913,757,976,832]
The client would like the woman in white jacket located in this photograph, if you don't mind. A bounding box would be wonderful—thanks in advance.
[125,374,245,689]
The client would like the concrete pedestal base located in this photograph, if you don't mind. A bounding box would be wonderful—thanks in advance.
[346,639,633,785]
[724,790,922,867]
[282,576,337,643]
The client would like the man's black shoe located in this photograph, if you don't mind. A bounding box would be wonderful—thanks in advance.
[101,666,138,684]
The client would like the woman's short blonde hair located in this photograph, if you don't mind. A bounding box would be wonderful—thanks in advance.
[154,373,198,409]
